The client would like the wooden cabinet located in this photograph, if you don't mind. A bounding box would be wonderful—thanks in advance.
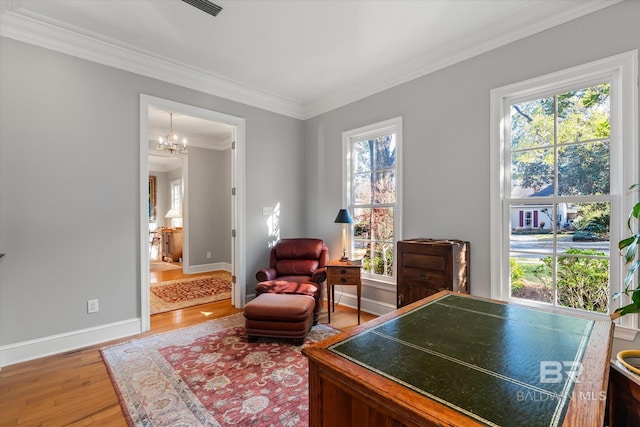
[607,361,640,426]
[397,239,469,308]
[160,228,183,262]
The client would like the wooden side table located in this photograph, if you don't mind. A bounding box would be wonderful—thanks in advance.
[326,260,362,324]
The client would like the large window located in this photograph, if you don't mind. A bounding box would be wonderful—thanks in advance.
[490,52,638,334]
[343,117,402,282]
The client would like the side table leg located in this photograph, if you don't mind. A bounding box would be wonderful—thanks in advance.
[357,282,361,325]
[327,283,331,324]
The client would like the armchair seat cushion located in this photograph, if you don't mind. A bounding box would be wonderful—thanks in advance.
[256,279,318,298]
[256,279,321,324]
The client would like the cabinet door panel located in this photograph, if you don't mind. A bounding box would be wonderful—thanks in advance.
[402,253,446,271]
[400,267,445,285]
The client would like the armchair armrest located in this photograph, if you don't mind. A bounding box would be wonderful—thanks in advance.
[311,267,326,284]
[256,267,277,282]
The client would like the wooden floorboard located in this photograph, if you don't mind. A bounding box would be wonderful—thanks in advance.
[0,289,375,426]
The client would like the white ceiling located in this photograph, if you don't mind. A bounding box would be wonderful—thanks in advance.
[0,0,621,119]
[148,153,183,174]
[149,106,234,147]
[148,106,234,170]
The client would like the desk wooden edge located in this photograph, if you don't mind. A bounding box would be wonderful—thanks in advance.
[563,319,614,426]
[303,291,614,427]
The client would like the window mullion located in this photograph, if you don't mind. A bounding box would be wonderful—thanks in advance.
[552,95,559,307]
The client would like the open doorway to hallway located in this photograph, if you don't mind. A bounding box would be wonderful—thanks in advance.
[140,95,246,332]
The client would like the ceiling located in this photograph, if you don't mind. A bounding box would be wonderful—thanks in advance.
[148,107,234,171]
[0,0,620,119]
[149,107,234,147]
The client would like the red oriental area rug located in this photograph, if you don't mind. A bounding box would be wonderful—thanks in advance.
[101,313,339,426]
[150,272,232,314]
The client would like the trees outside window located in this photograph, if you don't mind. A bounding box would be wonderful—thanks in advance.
[490,52,637,332]
[509,83,612,313]
[343,118,402,281]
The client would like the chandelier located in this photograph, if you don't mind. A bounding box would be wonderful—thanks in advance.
[157,112,187,155]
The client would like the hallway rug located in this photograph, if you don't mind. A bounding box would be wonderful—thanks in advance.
[101,313,339,427]
[150,272,232,314]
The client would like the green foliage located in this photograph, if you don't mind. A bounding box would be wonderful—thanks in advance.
[510,258,525,292]
[557,141,609,196]
[573,202,610,234]
[362,247,393,276]
[615,184,640,317]
[510,83,611,195]
[356,242,394,278]
[534,248,609,313]
[511,149,553,193]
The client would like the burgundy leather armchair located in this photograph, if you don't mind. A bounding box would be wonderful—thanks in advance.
[255,238,329,324]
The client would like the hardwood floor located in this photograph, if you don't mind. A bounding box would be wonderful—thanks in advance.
[149,262,214,283]
[0,280,375,426]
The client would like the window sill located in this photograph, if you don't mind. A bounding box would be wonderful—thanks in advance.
[361,275,396,292]
[614,324,639,341]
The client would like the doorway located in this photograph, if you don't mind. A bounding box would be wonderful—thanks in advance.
[139,95,246,332]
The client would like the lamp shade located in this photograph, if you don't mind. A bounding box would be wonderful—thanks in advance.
[165,208,182,219]
[334,209,353,224]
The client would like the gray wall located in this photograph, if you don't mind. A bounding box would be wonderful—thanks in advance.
[1,0,638,358]
[187,146,232,266]
[304,1,640,348]
[0,37,305,346]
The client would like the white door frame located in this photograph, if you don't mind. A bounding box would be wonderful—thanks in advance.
[139,94,246,331]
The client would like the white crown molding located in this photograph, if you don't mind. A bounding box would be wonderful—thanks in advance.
[149,128,231,150]
[303,0,622,119]
[0,8,305,119]
[0,1,622,121]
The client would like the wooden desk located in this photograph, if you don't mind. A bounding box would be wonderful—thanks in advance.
[303,291,613,427]
[326,260,362,325]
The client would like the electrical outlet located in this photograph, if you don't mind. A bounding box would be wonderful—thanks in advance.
[206,252,212,259]
[87,299,99,314]
[262,206,273,216]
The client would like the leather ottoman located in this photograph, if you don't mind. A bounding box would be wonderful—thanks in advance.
[244,293,315,345]
[255,279,321,325]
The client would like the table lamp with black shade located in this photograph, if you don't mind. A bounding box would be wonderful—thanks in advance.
[334,209,353,261]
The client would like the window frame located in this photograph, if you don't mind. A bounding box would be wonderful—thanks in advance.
[170,179,182,211]
[490,51,638,336]
[342,117,403,286]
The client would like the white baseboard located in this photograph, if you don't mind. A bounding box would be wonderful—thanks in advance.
[0,318,142,368]
[184,262,231,274]
[329,290,396,317]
